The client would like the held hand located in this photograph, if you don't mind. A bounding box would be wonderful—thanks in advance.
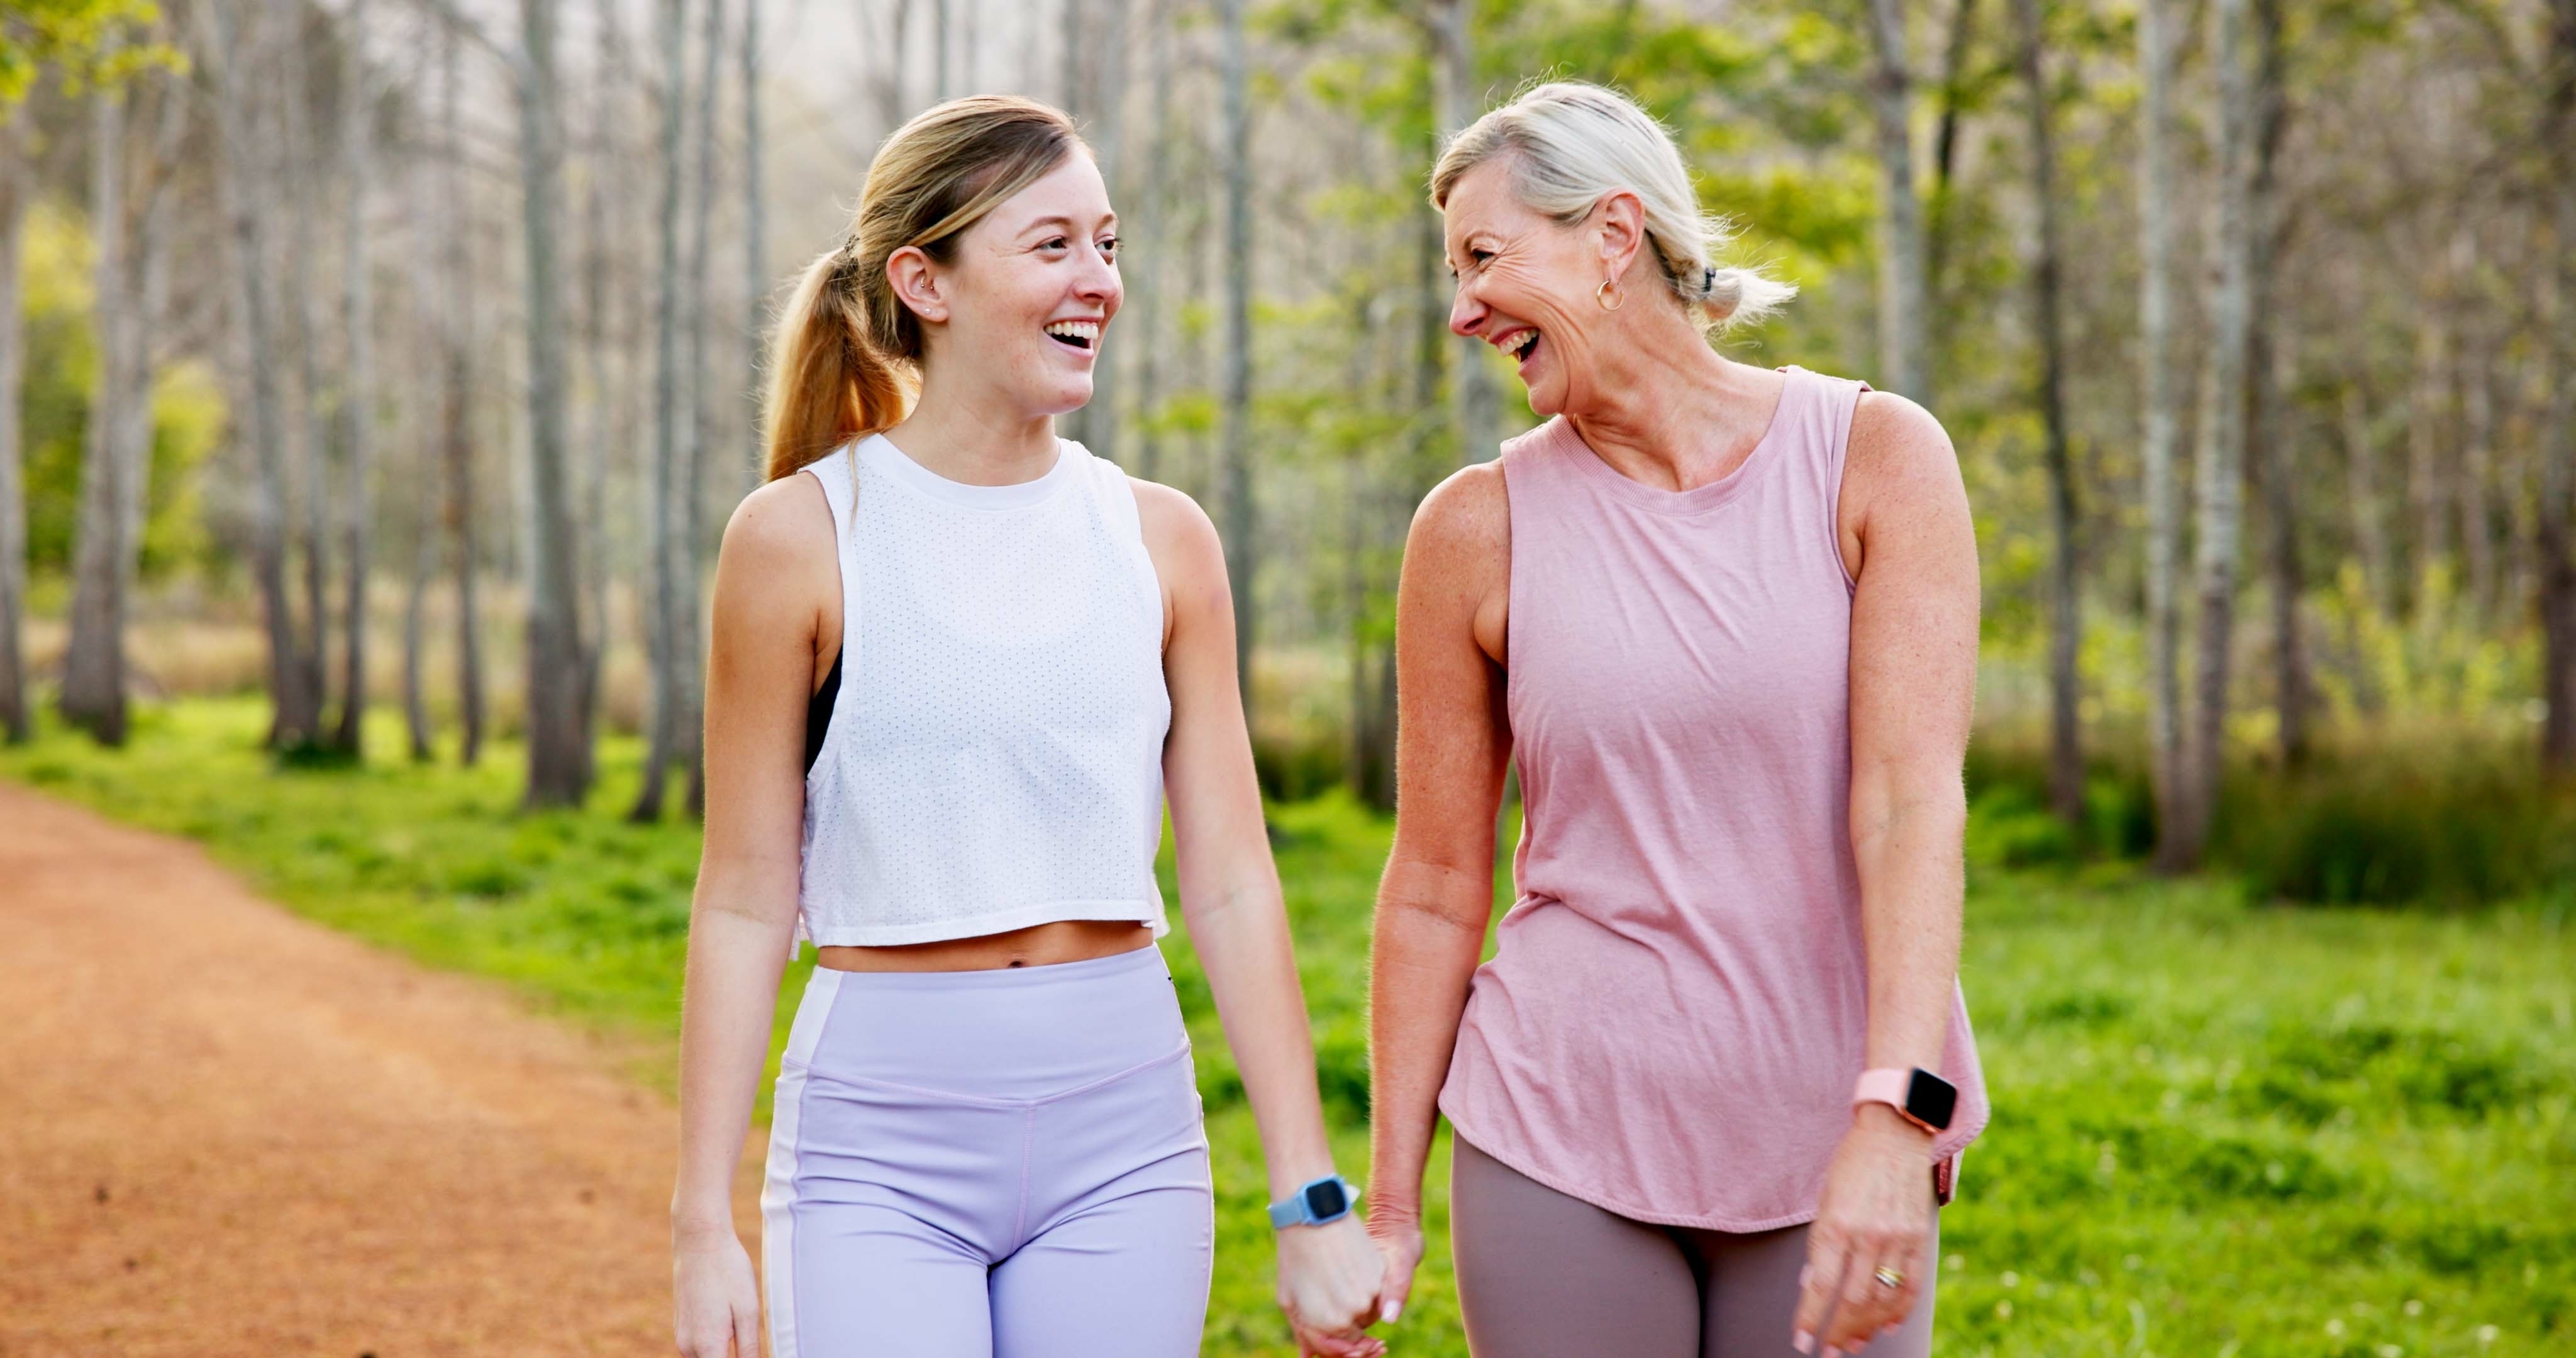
[1275,1214,1389,1358]
[1362,1194,1425,1325]
[672,1226,762,1358]
[1791,1107,1936,1357]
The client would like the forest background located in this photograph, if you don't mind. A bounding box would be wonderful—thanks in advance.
[1,0,2572,1353]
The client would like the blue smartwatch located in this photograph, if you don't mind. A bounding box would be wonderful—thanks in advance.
[1268,1173,1358,1228]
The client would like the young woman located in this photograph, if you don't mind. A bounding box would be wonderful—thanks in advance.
[1365,83,1990,1358]
[669,96,1384,1358]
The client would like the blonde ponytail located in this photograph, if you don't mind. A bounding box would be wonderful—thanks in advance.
[761,96,1086,482]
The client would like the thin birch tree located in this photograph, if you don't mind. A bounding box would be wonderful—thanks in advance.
[1867,0,1931,406]
[633,0,689,822]
[331,0,378,754]
[2541,0,2576,775]
[2171,0,2258,868]
[2139,0,2185,863]
[2009,0,2083,824]
[0,110,25,744]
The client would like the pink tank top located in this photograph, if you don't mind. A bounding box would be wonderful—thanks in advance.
[1438,364,1989,1232]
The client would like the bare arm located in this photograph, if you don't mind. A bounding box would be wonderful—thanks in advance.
[1794,390,1979,1355]
[1843,391,1976,1099]
[1134,481,1384,1355]
[671,476,835,1357]
[1363,464,1513,1315]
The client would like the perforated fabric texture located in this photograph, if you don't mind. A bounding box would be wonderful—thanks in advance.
[791,433,1172,950]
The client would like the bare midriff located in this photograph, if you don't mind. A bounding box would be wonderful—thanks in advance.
[815,919,1154,973]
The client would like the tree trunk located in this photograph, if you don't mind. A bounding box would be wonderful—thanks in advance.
[60,84,130,744]
[0,115,28,744]
[278,0,333,734]
[518,0,591,808]
[2009,0,2082,824]
[633,0,689,822]
[332,0,377,756]
[2138,0,2185,864]
[403,221,437,763]
[579,0,628,749]
[1130,0,1170,482]
[1867,0,1931,407]
[2169,0,2256,869]
[210,0,316,747]
[1218,0,1255,710]
[1925,0,1979,301]
[1081,0,1130,464]
[1429,0,1494,464]
[439,30,484,768]
[2541,0,2576,776]
[742,0,767,493]
[2245,0,2306,766]
[60,61,181,746]
[679,0,728,818]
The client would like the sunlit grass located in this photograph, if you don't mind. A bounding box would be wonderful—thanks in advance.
[4,695,2570,1355]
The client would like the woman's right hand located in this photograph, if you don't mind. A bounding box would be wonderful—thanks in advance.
[1363,1199,1426,1325]
[671,1225,762,1357]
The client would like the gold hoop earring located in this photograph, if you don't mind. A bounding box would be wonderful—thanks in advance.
[1596,278,1623,311]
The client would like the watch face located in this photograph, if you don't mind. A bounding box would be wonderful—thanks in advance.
[1302,1178,1349,1220]
[1905,1069,1959,1132]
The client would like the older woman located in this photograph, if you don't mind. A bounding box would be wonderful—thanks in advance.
[1364,82,1989,1358]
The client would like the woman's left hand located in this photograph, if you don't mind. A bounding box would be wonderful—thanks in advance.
[1275,1214,1389,1358]
[1791,1105,1936,1356]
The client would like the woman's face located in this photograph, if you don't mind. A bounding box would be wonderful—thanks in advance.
[909,151,1121,419]
[1441,156,1623,419]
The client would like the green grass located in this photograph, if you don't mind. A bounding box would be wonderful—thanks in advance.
[5,695,2572,1356]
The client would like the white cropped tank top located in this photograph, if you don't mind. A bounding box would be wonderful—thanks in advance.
[792,433,1172,949]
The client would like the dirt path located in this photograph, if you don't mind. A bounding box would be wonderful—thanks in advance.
[0,781,763,1357]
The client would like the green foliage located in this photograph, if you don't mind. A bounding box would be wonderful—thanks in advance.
[6,699,2573,1355]
[13,202,229,582]
[2213,744,2576,908]
[0,0,166,106]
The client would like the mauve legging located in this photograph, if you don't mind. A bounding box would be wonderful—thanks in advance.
[1450,1137,1938,1358]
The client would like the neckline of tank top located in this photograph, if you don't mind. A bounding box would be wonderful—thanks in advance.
[1545,363,1807,517]
[858,430,1083,512]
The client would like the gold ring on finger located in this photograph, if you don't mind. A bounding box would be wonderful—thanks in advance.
[1873,1265,1904,1289]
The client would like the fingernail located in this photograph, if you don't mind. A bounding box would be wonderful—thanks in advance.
[1824,1348,1845,1358]
[1798,1264,1813,1289]
[1792,1330,1814,1355]
[1382,1300,1402,1323]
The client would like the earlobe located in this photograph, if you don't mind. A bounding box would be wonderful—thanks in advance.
[886,248,947,324]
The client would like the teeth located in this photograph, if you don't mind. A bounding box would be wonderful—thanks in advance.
[1045,320,1099,345]
[1501,329,1538,358]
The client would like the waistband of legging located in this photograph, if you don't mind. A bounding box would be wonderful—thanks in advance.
[809,939,1168,992]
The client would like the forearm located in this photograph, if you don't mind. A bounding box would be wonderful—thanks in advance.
[1848,771,1966,1073]
[1365,858,1491,1223]
[671,880,797,1237]
[1184,870,1339,1201]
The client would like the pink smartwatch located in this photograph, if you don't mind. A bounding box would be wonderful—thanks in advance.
[1853,1066,1958,1135]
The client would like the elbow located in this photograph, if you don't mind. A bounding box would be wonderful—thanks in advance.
[1849,766,1968,859]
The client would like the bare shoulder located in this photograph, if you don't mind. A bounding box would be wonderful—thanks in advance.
[1127,475,1227,592]
[1845,389,1968,516]
[1128,477,1222,560]
[714,470,838,624]
[723,468,835,561]
[1406,460,1511,568]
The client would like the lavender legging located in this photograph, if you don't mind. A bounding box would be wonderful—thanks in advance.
[761,945,1214,1357]
[1450,1136,1938,1358]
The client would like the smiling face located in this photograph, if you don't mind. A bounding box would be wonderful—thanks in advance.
[899,152,1122,420]
[1441,155,1633,419]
